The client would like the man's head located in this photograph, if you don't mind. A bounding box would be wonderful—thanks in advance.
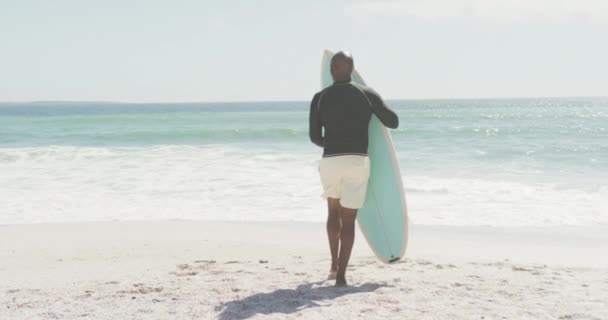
[330,51,354,82]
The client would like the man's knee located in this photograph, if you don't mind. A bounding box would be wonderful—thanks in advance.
[340,207,358,219]
[327,198,341,215]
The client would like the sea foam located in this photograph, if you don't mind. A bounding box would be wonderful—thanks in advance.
[1,145,606,227]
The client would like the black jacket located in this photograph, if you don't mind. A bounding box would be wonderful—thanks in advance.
[309,81,399,157]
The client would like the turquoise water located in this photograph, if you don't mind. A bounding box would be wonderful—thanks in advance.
[1,98,606,226]
[1,99,606,180]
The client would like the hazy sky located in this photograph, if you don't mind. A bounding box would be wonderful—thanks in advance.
[1,0,607,102]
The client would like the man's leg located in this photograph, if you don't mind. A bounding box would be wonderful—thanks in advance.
[336,206,357,287]
[326,198,341,279]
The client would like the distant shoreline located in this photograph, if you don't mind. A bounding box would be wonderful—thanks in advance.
[1,96,607,105]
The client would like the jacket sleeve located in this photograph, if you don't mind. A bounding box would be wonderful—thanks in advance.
[366,88,399,129]
[309,93,324,147]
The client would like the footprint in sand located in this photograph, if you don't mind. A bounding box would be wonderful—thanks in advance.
[194,260,216,264]
[118,283,164,294]
[235,269,253,274]
[193,260,220,271]
[38,312,60,319]
[75,292,92,299]
[512,266,533,272]
[171,263,202,276]
[171,271,198,276]
[496,289,514,297]
[377,297,399,304]
[558,314,597,320]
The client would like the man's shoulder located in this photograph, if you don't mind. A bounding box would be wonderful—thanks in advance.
[312,87,335,105]
[311,91,321,105]
[313,83,381,101]
[312,87,331,99]
[350,83,379,97]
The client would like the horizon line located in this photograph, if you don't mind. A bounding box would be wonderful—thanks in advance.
[1,95,607,104]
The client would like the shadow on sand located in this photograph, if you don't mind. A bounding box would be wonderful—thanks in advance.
[217,281,386,320]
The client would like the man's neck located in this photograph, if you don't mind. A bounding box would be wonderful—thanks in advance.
[333,78,351,84]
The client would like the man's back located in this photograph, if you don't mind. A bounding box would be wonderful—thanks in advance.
[310,50,399,287]
[309,81,399,157]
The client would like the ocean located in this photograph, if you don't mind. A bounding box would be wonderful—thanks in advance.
[1,98,606,226]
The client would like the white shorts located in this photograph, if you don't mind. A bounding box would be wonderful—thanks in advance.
[319,155,370,209]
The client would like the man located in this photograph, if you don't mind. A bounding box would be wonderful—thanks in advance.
[309,51,399,287]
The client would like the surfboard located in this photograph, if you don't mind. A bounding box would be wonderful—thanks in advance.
[320,49,408,264]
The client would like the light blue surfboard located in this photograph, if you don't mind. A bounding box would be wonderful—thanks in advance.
[321,50,408,264]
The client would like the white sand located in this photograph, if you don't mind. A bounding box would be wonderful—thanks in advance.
[1,220,607,319]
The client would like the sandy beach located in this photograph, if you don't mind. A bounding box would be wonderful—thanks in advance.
[3,0,608,318]
[1,220,607,319]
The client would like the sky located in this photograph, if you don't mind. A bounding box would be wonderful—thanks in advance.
[1,0,607,102]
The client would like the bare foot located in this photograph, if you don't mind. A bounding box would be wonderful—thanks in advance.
[335,275,348,287]
[328,269,337,280]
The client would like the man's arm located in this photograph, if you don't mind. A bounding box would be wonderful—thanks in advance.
[309,93,324,147]
[366,88,399,129]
